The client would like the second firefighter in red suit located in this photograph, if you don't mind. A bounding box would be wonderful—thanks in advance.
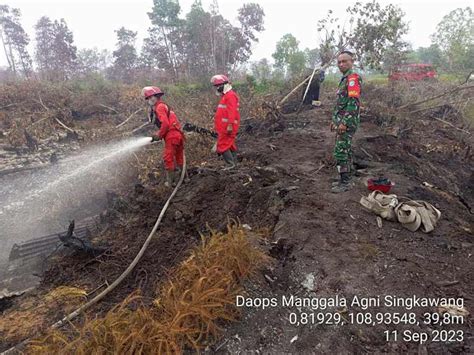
[142,86,185,187]
[211,74,240,170]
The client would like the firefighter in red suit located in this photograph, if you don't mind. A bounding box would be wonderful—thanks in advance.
[142,86,185,187]
[211,74,240,170]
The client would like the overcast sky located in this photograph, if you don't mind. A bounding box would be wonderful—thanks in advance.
[0,0,471,68]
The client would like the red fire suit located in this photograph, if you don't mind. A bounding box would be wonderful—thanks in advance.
[153,101,184,171]
[214,90,240,154]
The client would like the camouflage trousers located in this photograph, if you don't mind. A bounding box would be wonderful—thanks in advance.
[333,128,356,173]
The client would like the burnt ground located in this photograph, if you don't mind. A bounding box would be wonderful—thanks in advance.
[1,99,473,353]
[209,106,474,354]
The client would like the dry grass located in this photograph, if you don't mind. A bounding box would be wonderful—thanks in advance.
[28,224,271,354]
[0,286,88,344]
[45,286,88,302]
[0,298,49,341]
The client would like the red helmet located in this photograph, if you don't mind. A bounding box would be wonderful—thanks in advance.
[141,86,164,99]
[210,74,229,86]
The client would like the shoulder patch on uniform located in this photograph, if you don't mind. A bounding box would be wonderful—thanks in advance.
[347,73,360,98]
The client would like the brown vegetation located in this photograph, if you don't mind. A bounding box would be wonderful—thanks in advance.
[27,225,270,354]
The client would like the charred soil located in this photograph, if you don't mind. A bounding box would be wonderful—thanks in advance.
[1,87,473,353]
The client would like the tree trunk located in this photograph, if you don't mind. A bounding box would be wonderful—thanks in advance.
[0,28,13,72]
[160,26,177,81]
[209,15,217,72]
[7,41,16,75]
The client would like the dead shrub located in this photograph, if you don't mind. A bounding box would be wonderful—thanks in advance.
[27,224,271,354]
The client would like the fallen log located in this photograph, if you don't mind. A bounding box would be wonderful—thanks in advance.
[278,77,310,107]
[399,84,474,110]
[409,100,465,114]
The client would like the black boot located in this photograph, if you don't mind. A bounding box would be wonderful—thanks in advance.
[231,150,238,165]
[176,166,190,183]
[222,150,236,170]
[164,170,174,188]
[331,172,352,193]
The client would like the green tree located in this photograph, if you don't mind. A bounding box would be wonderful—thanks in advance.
[140,27,172,74]
[406,44,444,67]
[431,7,473,72]
[144,0,264,80]
[235,3,265,65]
[417,45,443,66]
[52,19,77,79]
[304,48,320,68]
[317,1,409,71]
[272,33,306,77]
[147,0,184,80]
[182,0,213,79]
[34,17,77,81]
[250,58,272,83]
[347,1,409,70]
[111,27,138,83]
[76,48,111,76]
[0,5,33,78]
[34,16,55,79]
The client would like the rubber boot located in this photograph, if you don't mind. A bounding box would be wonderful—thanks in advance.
[231,150,238,166]
[171,170,177,187]
[176,166,190,184]
[222,150,236,170]
[331,172,352,193]
[331,176,340,186]
[331,173,353,186]
[164,170,174,188]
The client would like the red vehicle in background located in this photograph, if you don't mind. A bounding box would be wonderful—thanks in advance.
[389,63,437,81]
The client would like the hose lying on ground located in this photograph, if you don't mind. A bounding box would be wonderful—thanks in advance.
[359,190,441,233]
[3,153,187,354]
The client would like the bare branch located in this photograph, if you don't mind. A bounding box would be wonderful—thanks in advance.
[131,122,150,133]
[463,70,473,84]
[399,84,474,110]
[409,100,466,114]
[432,117,471,135]
[34,94,75,133]
[116,108,143,128]
[54,117,75,133]
[278,77,310,107]
[36,94,50,111]
[0,103,17,110]
[280,51,341,108]
[98,104,119,114]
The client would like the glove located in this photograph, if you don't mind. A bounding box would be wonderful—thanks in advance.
[151,135,161,142]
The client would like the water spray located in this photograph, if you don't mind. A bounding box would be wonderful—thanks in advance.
[0,136,154,261]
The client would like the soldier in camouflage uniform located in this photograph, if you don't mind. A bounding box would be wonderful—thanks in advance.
[331,51,362,193]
